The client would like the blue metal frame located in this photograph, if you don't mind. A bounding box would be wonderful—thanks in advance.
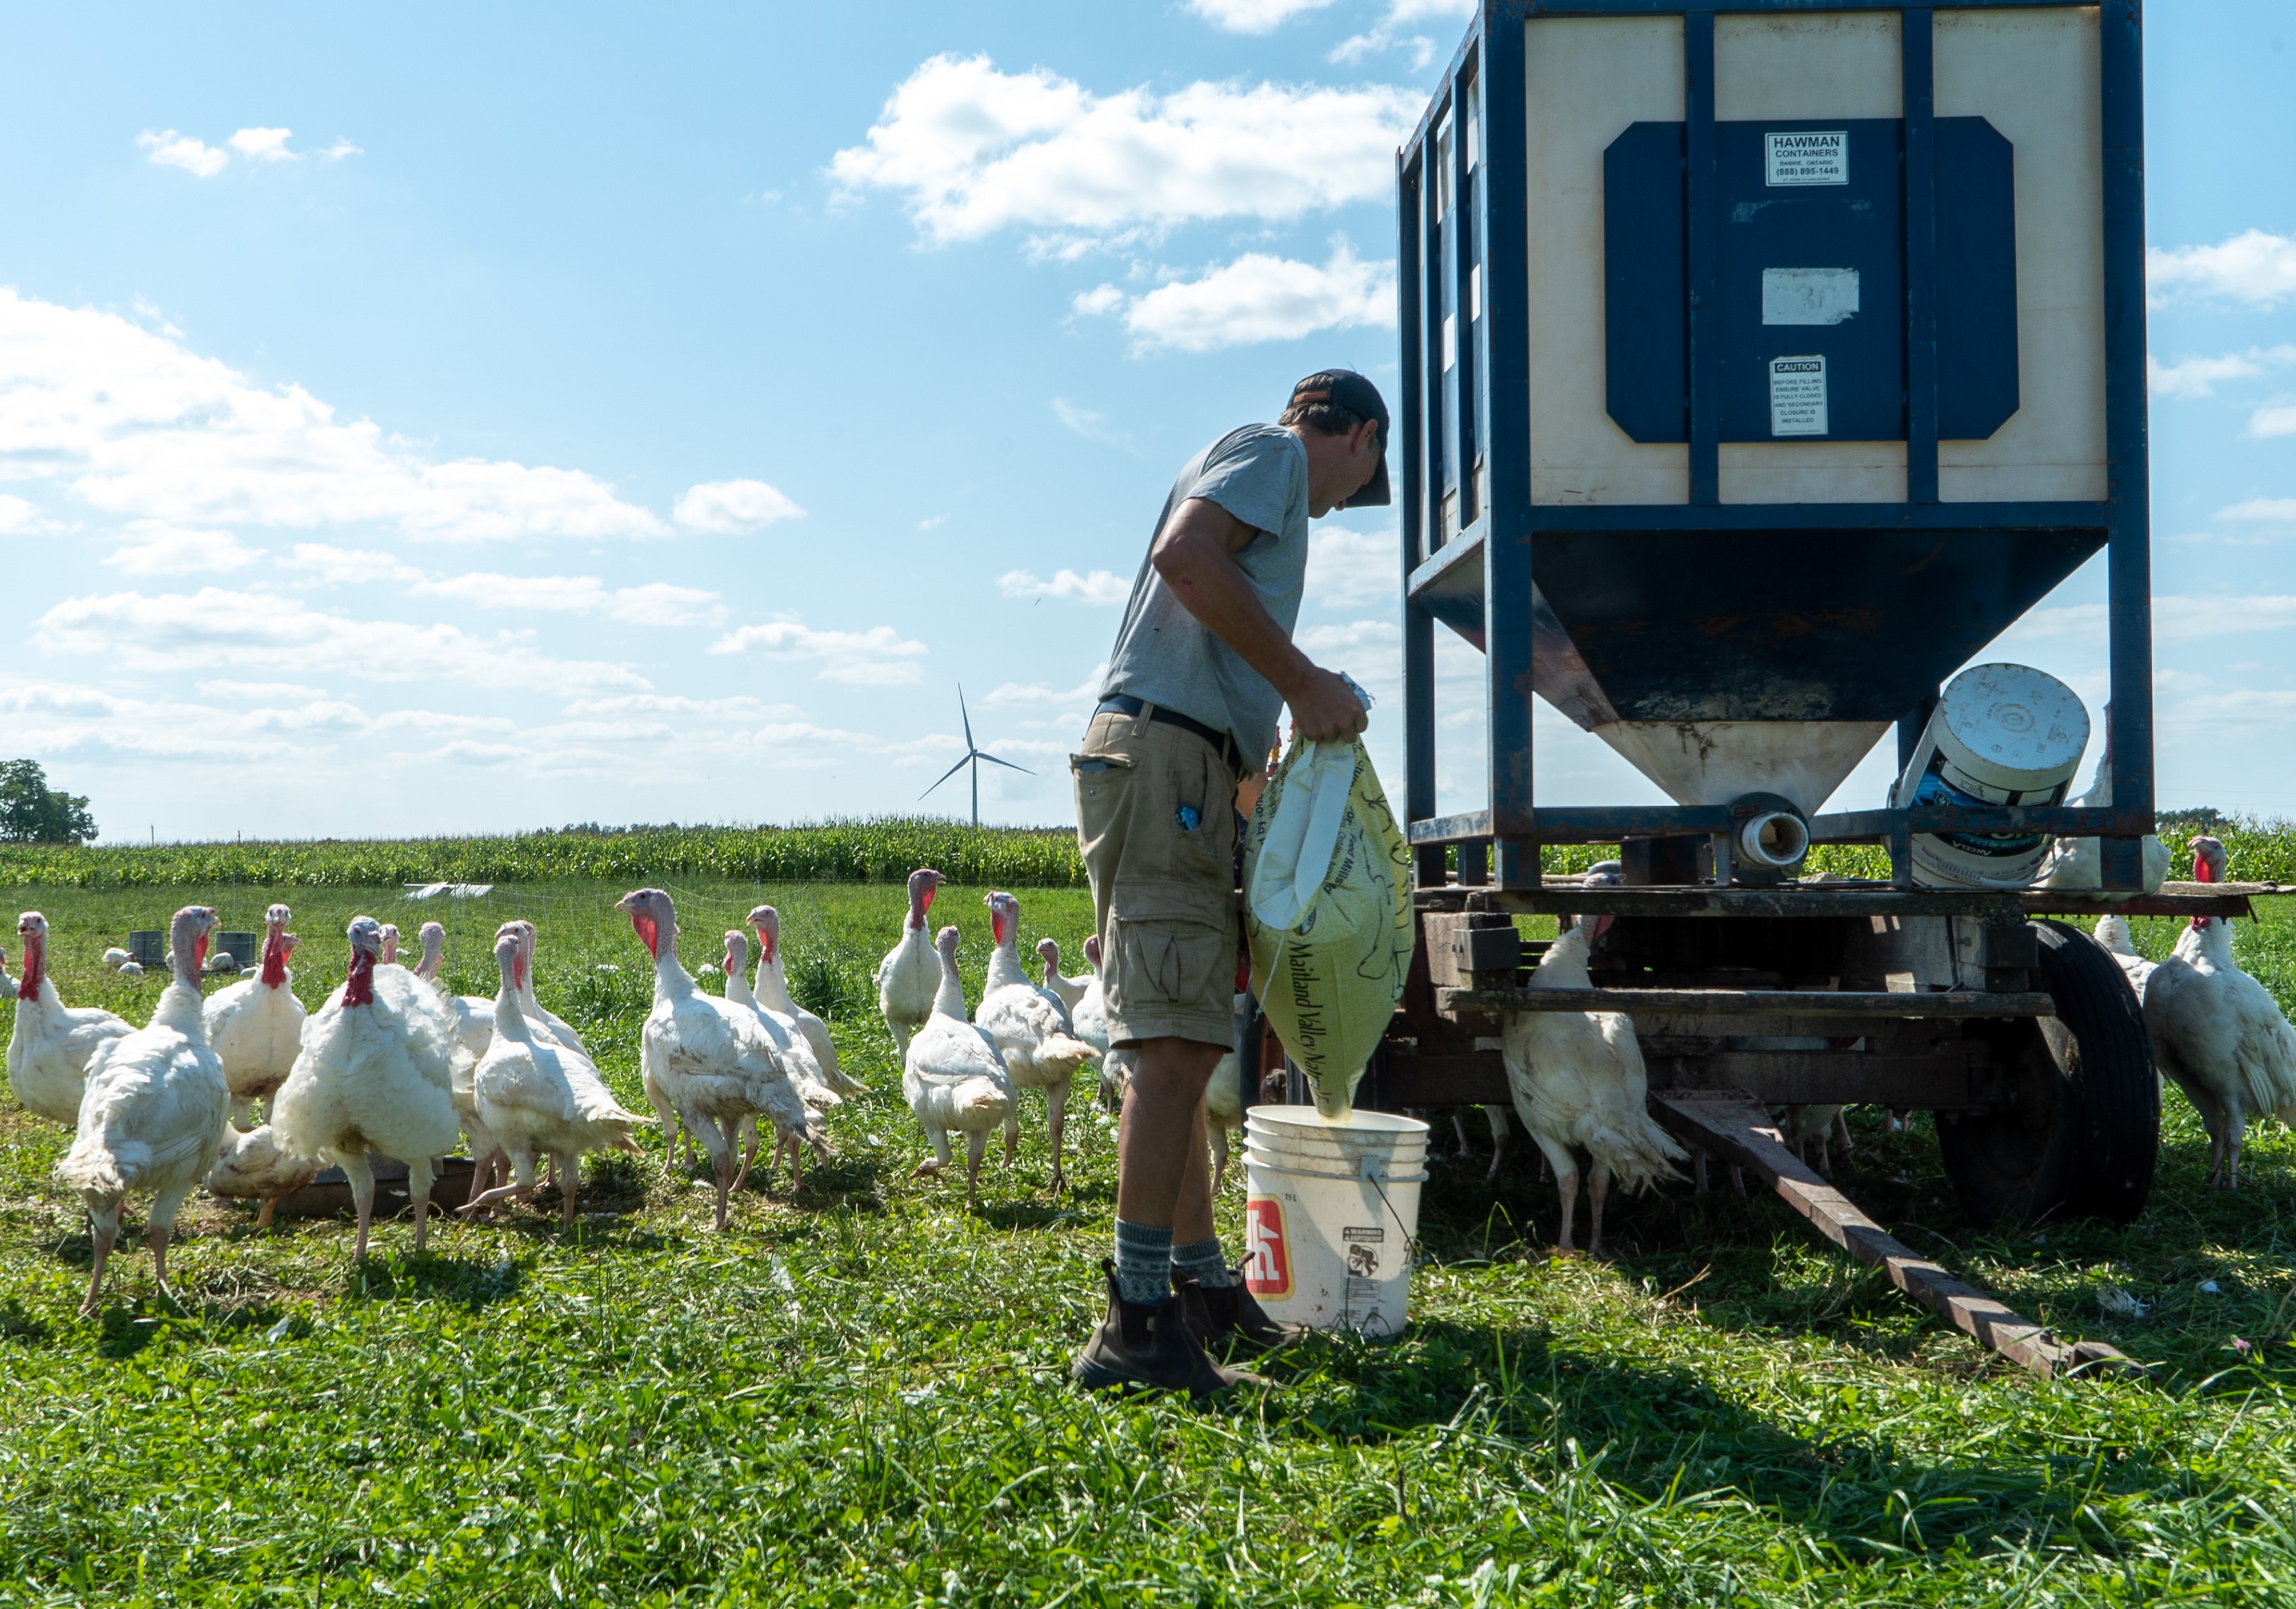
[1397,0,2153,893]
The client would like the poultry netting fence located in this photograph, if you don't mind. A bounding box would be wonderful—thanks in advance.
[2,874,1107,1058]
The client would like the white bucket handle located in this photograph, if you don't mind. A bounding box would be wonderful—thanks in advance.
[1359,1150,1420,1271]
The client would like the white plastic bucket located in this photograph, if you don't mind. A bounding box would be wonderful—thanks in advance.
[1241,1105,1429,1337]
[1890,663,2088,889]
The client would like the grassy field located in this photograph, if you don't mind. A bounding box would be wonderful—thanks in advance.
[6,879,2296,1604]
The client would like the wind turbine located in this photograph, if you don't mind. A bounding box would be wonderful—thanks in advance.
[920,686,1032,827]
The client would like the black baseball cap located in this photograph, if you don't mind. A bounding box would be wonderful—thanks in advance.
[1290,369,1391,508]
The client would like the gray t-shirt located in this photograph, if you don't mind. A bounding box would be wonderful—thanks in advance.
[1099,424,1308,764]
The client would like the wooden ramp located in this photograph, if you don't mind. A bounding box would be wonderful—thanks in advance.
[1649,1091,2143,1381]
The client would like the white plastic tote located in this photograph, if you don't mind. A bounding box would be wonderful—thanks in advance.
[1243,737,1415,1119]
[1241,1105,1428,1336]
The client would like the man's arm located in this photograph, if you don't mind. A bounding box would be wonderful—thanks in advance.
[1150,496,1368,743]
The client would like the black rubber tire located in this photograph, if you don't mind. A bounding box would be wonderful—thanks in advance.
[1935,919,2160,1227]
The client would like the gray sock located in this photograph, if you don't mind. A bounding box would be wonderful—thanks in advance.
[1171,1238,1229,1289]
[1112,1220,1175,1307]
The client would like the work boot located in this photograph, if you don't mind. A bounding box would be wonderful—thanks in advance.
[1179,1268,1308,1356]
[1072,1260,1264,1398]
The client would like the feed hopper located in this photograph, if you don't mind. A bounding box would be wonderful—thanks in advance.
[1311,0,2276,1376]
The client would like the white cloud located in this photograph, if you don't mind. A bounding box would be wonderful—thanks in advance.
[0,289,667,542]
[1092,242,1395,354]
[0,494,37,531]
[1070,284,1126,317]
[2148,229,2296,308]
[985,666,1107,707]
[673,478,805,533]
[228,128,296,162]
[707,616,930,684]
[560,693,800,720]
[102,525,264,576]
[2148,346,2296,399]
[997,567,1131,605]
[32,588,648,692]
[1298,618,1402,656]
[2218,498,2296,523]
[198,680,326,701]
[317,138,362,161]
[137,129,229,178]
[2016,593,2296,645]
[1188,0,1336,32]
[2250,404,2296,439]
[274,543,726,625]
[1306,522,1398,608]
[829,54,1418,251]
[1333,0,1475,66]
[1051,397,1133,450]
[0,673,508,767]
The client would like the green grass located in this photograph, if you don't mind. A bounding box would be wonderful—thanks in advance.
[9,882,2296,1604]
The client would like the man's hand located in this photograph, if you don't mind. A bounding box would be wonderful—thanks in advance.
[1286,664,1369,742]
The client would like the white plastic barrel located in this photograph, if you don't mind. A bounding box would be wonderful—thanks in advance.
[1241,1105,1429,1337]
[1890,663,2089,889]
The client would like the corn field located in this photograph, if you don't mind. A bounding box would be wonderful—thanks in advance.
[0,814,2280,893]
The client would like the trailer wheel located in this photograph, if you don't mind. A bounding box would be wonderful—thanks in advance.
[1936,919,2159,1227]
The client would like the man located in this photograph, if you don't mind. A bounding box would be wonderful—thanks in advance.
[1070,370,1388,1396]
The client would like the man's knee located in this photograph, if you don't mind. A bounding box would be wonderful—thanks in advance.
[1128,1036,1226,1100]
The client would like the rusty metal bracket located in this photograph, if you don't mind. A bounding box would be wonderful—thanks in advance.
[1649,1090,2144,1381]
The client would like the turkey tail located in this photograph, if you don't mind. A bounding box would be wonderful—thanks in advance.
[1576,1115,1688,1195]
[957,1078,1010,1120]
[821,1063,867,1098]
[55,1138,136,1197]
[1035,1033,1097,1079]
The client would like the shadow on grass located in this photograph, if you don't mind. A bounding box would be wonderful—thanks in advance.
[1255,1316,2190,1558]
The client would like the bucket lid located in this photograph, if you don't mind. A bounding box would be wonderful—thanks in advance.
[1243,1150,1430,1187]
[1933,664,2087,790]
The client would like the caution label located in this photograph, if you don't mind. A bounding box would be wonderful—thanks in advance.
[1765,130,1848,186]
[1769,354,1829,436]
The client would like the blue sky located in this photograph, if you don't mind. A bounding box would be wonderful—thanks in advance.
[0,1,2291,842]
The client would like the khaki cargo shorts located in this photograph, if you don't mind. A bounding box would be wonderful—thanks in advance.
[1071,707,1244,1050]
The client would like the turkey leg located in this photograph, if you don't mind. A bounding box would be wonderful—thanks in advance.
[341,1153,377,1261]
[910,1126,953,1181]
[406,1157,437,1255]
[1045,1079,1070,1194]
[1587,1164,1612,1257]
[148,1185,193,1305]
[558,1152,578,1227]
[78,1203,122,1316]
[965,1130,988,1210]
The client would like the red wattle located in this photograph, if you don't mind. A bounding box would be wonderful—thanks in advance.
[632,914,661,959]
[344,949,376,1008]
[757,926,777,965]
[260,931,289,989]
[191,933,210,976]
[16,938,37,1001]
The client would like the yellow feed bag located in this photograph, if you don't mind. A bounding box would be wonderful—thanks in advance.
[1243,737,1415,1120]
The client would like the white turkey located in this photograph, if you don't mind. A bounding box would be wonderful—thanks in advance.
[1204,994,1250,1194]
[409,919,503,1197]
[378,924,401,966]
[749,905,861,1095]
[506,920,590,1057]
[620,888,816,1229]
[876,867,945,1058]
[975,892,1097,1192]
[203,904,306,1128]
[458,926,650,1227]
[207,1122,319,1227]
[723,926,840,1194]
[1036,938,1090,1014]
[0,940,11,994]
[903,925,1018,1209]
[270,915,463,1259]
[2094,914,2156,1003]
[8,911,135,1127]
[54,905,231,1313]
[103,946,130,972]
[1500,917,1688,1253]
[2036,725,2171,892]
[2143,837,2296,1188]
